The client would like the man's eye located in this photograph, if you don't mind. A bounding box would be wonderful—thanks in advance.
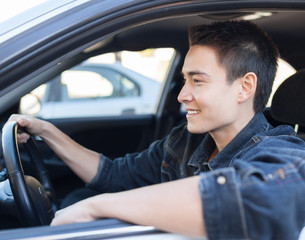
[193,79,201,83]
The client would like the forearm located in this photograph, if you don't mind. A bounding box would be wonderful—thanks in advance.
[39,121,100,183]
[52,176,206,238]
[9,114,100,183]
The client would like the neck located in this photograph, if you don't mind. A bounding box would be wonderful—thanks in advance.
[210,111,255,152]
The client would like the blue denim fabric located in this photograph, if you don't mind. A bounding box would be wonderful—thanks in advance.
[200,114,305,239]
[89,112,305,239]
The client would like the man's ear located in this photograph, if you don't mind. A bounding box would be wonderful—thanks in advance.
[237,72,257,103]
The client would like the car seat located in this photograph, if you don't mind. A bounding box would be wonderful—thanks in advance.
[270,69,305,138]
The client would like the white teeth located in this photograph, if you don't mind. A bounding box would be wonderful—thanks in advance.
[187,110,200,114]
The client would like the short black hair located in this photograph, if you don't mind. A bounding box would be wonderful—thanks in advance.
[188,20,279,112]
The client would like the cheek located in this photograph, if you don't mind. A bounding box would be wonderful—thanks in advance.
[193,92,209,108]
[196,87,237,114]
[216,89,240,117]
[193,88,220,108]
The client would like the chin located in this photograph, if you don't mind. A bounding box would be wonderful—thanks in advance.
[187,124,207,134]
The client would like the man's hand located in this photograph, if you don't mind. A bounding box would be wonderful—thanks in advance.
[51,198,97,226]
[4,114,48,143]
[4,114,100,184]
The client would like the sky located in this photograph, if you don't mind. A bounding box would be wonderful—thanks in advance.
[0,0,47,23]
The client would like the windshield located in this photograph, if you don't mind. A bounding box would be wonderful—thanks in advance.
[0,0,48,23]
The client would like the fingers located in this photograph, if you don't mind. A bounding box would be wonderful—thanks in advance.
[8,114,31,128]
[51,208,68,226]
[17,132,30,143]
[50,200,96,226]
[4,114,32,143]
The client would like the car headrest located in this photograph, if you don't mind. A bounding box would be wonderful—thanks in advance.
[271,69,305,126]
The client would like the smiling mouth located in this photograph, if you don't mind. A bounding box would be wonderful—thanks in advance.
[186,110,200,117]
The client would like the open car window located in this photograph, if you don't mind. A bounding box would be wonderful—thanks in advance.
[19,48,175,118]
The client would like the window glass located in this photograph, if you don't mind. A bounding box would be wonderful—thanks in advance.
[19,48,175,118]
[61,70,114,99]
[119,76,139,97]
[19,84,46,116]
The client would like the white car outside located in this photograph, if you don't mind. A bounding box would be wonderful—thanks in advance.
[21,62,161,118]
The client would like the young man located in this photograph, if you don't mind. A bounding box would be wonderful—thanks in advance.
[7,21,305,239]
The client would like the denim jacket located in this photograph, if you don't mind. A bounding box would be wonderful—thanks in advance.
[89,112,305,240]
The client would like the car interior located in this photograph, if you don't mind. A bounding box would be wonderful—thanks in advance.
[0,3,305,235]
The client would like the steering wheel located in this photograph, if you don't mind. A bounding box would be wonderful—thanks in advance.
[2,121,58,226]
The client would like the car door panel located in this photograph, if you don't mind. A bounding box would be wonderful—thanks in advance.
[51,114,156,156]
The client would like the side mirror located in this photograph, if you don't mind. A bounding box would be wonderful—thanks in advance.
[19,94,42,116]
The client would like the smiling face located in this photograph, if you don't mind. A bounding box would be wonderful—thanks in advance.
[178,45,245,138]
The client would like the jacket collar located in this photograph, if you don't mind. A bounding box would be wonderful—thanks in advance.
[188,112,272,171]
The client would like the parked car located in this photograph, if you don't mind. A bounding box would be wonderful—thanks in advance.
[0,0,305,239]
[20,62,161,118]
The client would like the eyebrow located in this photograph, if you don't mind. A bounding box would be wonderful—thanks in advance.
[181,70,211,78]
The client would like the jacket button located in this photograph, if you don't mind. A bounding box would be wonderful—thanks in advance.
[217,176,226,185]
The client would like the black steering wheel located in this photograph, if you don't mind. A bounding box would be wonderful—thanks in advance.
[2,121,58,226]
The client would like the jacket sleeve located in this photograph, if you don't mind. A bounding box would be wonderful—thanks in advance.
[87,124,188,193]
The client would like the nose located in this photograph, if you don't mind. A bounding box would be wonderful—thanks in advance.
[177,81,193,103]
